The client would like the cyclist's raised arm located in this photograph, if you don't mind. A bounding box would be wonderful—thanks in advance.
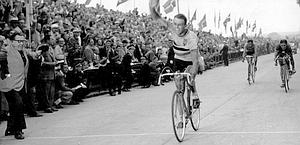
[149,0,176,32]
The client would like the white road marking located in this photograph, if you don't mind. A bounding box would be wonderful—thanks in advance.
[2,131,300,140]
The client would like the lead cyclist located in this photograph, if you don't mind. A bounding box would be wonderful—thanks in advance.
[149,0,202,110]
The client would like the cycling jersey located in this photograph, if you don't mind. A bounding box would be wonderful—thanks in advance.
[275,44,293,57]
[170,30,198,62]
[244,43,255,55]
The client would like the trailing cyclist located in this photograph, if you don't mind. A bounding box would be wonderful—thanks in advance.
[242,39,258,71]
[274,39,296,87]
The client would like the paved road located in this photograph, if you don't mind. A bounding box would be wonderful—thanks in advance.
[1,53,299,145]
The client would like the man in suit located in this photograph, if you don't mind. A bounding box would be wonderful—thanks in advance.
[36,44,58,113]
[220,41,229,66]
[0,33,42,139]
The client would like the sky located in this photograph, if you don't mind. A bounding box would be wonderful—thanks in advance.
[76,0,300,36]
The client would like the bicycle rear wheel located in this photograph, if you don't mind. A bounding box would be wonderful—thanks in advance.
[171,91,186,142]
[189,90,200,131]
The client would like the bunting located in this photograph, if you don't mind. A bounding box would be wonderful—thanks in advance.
[163,0,176,14]
[117,0,129,7]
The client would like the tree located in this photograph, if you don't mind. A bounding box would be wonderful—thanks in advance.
[298,0,300,6]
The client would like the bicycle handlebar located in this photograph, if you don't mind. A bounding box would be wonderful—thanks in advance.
[158,72,192,86]
[245,55,254,58]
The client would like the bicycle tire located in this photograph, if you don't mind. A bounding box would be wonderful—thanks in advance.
[248,63,251,85]
[284,69,288,93]
[171,91,186,142]
[189,89,201,131]
[252,63,255,83]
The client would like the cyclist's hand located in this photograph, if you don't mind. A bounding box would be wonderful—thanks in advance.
[274,62,278,66]
[242,59,245,63]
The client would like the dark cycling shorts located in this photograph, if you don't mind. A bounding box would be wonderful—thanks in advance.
[174,58,193,72]
[246,51,254,56]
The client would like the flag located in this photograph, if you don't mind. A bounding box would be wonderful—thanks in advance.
[198,14,207,31]
[252,20,256,32]
[214,11,216,28]
[258,28,262,37]
[163,0,176,14]
[218,11,221,28]
[223,13,231,32]
[236,18,243,30]
[190,10,197,22]
[230,26,234,37]
[85,0,91,5]
[246,20,249,33]
[117,0,129,7]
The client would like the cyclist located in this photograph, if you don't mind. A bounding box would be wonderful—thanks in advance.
[150,0,202,127]
[274,39,296,87]
[242,39,258,72]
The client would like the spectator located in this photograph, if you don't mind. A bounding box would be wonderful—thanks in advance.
[220,41,229,66]
[0,33,41,140]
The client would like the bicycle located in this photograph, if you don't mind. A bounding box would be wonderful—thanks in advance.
[275,54,291,93]
[158,67,201,142]
[244,55,256,85]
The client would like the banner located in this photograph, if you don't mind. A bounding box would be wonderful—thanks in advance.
[117,0,129,7]
[163,0,176,14]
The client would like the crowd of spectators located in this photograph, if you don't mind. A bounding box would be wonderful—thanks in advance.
[0,0,278,139]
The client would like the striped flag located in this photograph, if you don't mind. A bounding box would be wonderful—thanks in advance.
[85,0,91,5]
[117,0,129,7]
[163,0,176,14]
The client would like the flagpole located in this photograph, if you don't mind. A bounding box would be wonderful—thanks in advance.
[177,0,179,14]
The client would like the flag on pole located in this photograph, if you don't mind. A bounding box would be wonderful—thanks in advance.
[252,20,256,32]
[236,18,243,30]
[218,11,221,28]
[258,28,262,37]
[198,14,207,31]
[223,13,231,32]
[246,20,249,33]
[163,0,176,14]
[190,10,197,22]
[230,26,234,37]
[214,11,216,28]
[117,0,129,7]
[85,0,92,5]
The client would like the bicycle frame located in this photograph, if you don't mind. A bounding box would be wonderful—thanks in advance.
[245,55,255,84]
[275,55,290,92]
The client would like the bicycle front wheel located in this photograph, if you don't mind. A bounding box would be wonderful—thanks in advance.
[171,91,186,142]
[284,69,289,93]
[251,64,255,83]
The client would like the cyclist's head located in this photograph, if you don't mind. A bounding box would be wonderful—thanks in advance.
[280,39,287,49]
[173,14,187,35]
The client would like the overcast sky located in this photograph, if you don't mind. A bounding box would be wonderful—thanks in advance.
[76,0,300,36]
